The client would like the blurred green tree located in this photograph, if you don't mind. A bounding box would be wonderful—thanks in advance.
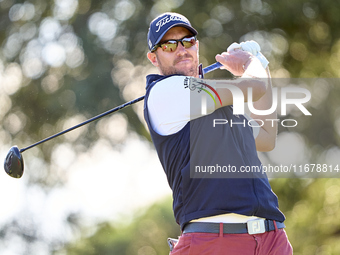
[55,197,180,255]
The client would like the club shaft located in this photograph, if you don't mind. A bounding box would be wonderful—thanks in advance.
[20,96,145,153]
[19,62,222,153]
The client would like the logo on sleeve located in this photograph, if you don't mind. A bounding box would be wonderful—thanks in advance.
[184,77,222,106]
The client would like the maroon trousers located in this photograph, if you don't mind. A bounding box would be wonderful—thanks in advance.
[170,223,293,255]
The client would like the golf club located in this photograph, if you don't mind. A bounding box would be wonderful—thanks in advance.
[3,62,223,178]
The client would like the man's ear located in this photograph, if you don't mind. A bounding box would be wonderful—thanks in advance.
[147,52,159,67]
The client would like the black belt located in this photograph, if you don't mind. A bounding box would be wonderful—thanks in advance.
[183,220,285,235]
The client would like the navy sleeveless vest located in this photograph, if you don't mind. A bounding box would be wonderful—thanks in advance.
[144,74,285,229]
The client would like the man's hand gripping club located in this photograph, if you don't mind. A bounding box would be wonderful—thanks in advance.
[215,40,269,77]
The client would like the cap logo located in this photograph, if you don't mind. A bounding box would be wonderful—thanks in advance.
[155,15,187,33]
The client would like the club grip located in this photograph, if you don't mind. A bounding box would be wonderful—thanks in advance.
[203,62,222,74]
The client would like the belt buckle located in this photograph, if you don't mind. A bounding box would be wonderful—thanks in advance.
[247,219,265,235]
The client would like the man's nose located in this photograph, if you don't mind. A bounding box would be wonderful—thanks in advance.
[176,42,187,54]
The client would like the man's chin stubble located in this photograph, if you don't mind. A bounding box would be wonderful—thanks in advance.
[156,54,198,77]
[161,67,197,76]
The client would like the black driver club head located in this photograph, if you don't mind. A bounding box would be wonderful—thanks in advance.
[4,146,24,178]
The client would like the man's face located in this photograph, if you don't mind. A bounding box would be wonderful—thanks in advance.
[148,26,199,77]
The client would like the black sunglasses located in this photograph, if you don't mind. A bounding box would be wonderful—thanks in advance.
[151,35,197,53]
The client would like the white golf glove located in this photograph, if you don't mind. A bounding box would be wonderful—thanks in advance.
[227,40,269,69]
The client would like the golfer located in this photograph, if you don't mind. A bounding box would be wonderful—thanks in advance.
[144,12,293,254]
